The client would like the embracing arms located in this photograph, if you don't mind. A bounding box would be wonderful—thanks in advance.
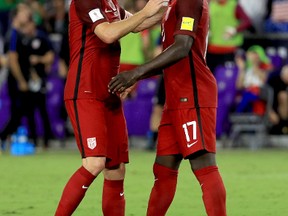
[93,0,166,44]
[108,34,193,93]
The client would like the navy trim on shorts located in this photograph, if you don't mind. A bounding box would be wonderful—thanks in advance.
[73,100,85,158]
[73,25,87,99]
[188,51,206,149]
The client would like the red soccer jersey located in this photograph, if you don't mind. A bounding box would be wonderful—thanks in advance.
[162,0,217,109]
[64,0,126,101]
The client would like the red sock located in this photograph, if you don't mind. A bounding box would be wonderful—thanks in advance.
[146,163,178,216]
[102,179,125,216]
[194,166,226,216]
[55,166,96,216]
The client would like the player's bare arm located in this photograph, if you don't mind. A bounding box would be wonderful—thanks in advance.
[132,5,168,33]
[108,34,193,94]
[94,0,165,44]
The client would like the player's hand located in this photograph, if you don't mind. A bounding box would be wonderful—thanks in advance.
[18,80,29,92]
[119,85,136,100]
[142,0,167,18]
[29,55,40,65]
[108,71,139,94]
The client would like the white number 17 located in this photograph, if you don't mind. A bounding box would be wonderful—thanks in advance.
[182,121,197,142]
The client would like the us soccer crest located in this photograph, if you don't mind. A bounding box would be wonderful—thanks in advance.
[87,137,97,149]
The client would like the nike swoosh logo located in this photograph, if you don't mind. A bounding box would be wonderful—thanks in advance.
[82,185,89,189]
[187,140,198,148]
[120,192,124,196]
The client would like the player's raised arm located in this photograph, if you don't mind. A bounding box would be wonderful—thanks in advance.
[132,3,168,33]
[108,34,193,94]
[95,0,165,44]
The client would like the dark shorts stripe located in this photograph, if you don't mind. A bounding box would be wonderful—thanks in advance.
[73,25,87,99]
[73,100,85,157]
[72,25,87,157]
[188,51,206,149]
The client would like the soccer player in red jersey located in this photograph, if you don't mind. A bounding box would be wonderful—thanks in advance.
[108,0,227,215]
[54,0,166,215]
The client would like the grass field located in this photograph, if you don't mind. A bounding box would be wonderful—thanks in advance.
[0,147,288,216]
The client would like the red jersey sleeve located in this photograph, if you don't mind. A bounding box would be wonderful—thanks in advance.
[75,0,107,32]
[119,7,126,20]
[174,0,203,38]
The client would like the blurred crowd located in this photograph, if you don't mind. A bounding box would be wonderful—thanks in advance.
[207,0,288,141]
[0,0,70,151]
[0,0,288,151]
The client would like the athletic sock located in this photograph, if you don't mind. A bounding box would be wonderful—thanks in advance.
[146,163,178,216]
[55,166,96,216]
[194,166,226,216]
[102,179,125,216]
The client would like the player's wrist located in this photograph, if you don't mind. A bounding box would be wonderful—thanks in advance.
[139,8,150,19]
[135,67,145,81]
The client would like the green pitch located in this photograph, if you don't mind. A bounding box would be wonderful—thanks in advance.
[0,148,287,215]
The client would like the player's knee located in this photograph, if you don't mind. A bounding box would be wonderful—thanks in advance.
[104,163,126,180]
[153,163,178,179]
[83,157,106,176]
[189,152,216,171]
[117,163,126,175]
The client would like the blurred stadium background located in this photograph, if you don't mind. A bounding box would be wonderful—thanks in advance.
[0,0,288,215]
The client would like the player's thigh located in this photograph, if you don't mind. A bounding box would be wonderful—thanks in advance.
[103,163,126,180]
[105,106,129,168]
[83,157,106,176]
[65,99,108,157]
[157,109,181,156]
[172,108,217,158]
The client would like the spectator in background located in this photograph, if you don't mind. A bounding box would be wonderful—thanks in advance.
[0,3,32,150]
[45,0,68,35]
[43,0,70,76]
[265,0,288,33]
[268,65,288,134]
[43,0,70,141]
[120,0,151,76]
[0,3,54,150]
[17,9,55,148]
[239,0,269,33]
[207,0,252,74]
[235,45,272,115]
[23,0,47,29]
